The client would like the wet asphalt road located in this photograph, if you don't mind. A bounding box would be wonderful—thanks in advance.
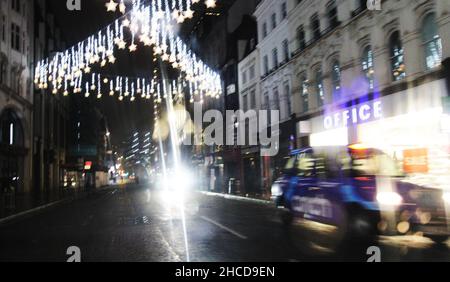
[0,184,450,262]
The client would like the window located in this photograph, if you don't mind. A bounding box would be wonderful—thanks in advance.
[0,60,6,85]
[11,0,21,13]
[242,70,247,84]
[264,92,270,110]
[272,48,278,68]
[389,31,406,81]
[315,69,324,107]
[362,46,374,90]
[249,65,255,79]
[263,55,269,75]
[331,60,341,99]
[250,89,256,109]
[284,82,292,116]
[300,76,309,113]
[281,2,288,19]
[327,1,339,28]
[297,26,305,50]
[271,13,277,30]
[1,14,5,42]
[22,31,26,53]
[0,109,24,147]
[11,23,21,51]
[262,22,268,38]
[282,39,289,62]
[273,87,280,110]
[422,13,442,70]
[311,14,321,40]
[243,93,248,112]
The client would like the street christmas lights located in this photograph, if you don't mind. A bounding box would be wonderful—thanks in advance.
[35,0,222,103]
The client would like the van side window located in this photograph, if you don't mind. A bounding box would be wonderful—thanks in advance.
[296,153,315,177]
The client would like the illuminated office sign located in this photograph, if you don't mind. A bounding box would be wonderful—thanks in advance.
[324,101,382,130]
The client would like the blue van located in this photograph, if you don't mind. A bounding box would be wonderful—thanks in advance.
[272,145,450,244]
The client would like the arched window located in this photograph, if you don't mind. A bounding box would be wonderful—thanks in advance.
[361,46,374,90]
[331,60,341,99]
[315,69,324,106]
[300,75,309,113]
[422,13,442,70]
[389,31,406,81]
[0,109,24,147]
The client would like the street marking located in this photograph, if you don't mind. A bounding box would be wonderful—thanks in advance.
[200,216,248,240]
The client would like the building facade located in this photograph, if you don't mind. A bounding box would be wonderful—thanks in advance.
[33,0,70,203]
[243,0,450,195]
[0,0,34,215]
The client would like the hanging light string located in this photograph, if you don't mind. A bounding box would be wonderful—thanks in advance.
[62,72,199,105]
[35,0,222,102]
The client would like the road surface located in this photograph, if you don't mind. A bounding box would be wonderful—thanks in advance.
[0,184,449,262]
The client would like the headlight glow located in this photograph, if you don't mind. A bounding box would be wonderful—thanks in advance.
[443,192,450,204]
[271,184,282,197]
[376,192,403,206]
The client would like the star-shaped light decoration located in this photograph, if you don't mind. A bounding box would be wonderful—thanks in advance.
[105,0,118,12]
[84,66,91,73]
[122,19,131,27]
[184,9,194,19]
[205,0,216,8]
[117,40,127,50]
[172,9,179,20]
[119,1,126,14]
[129,43,137,52]
[177,15,186,24]
[108,55,116,64]
[161,53,170,61]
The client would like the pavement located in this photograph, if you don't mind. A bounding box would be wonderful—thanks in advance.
[0,183,449,262]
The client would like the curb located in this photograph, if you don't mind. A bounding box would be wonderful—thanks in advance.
[200,191,272,205]
[0,198,71,227]
[0,186,122,227]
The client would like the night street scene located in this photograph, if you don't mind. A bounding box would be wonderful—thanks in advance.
[2,0,450,267]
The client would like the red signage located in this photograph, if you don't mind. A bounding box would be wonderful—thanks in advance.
[84,161,93,170]
[403,149,428,174]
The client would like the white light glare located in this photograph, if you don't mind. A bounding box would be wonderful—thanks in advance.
[443,192,450,204]
[376,192,403,206]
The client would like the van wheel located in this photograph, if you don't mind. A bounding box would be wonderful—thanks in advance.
[279,210,293,227]
[341,208,377,245]
[428,235,449,244]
